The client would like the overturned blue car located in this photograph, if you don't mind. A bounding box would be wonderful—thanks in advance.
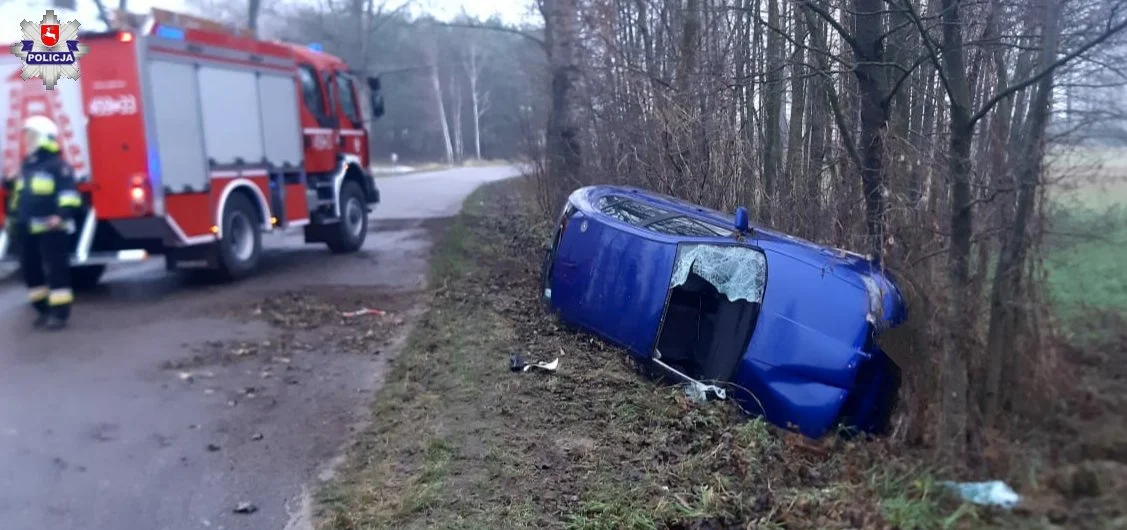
[541,186,907,438]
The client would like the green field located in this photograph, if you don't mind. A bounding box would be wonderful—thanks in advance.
[1045,147,1127,330]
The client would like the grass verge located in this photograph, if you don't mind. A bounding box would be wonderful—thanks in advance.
[317,177,1123,530]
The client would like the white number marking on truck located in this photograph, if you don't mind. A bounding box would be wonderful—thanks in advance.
[88,95,138,117]
[311,134,333,150]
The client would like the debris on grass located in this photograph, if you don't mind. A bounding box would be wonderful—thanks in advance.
[509,354,560,372]
[341,307,386,317]
[942,480,1021,509]
[683,380,727,402]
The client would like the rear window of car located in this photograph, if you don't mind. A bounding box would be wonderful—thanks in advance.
[649,216,732,237]
[595,195,667,225]
[595,194,732,237]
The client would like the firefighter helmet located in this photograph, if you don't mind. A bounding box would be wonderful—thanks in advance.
[22,115,60,154]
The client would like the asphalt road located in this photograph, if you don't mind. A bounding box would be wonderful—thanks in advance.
[0,165,520,530]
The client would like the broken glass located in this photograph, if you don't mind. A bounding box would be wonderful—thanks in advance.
[670,244,767,303]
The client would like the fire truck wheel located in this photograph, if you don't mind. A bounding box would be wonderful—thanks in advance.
[326,180,368,253]
[70,265,106,292]
[216,193,262,280]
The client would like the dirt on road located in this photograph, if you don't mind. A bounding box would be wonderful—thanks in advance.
[0,221,434,530]
[0,166,519,530]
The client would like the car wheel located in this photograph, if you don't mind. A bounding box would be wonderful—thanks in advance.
[326,180,367,254]
[215,193,262,281]
[70,265,105,291]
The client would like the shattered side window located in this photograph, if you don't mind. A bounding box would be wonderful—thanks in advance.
[671,244,767,303]
[649,216,733,237]
[595,195,669,226]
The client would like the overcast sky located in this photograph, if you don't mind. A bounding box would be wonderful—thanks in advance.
[0,0,535,42]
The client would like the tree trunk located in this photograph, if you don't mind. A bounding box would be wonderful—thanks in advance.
[938,0,975,463]
[785,3,808,224]
[431,62,455,165]
[465,43,485,160]
[541,0,583,203]
[451,73,464,163]
[248,0,262,34]
[762,0,783,221]
[852,0,890,258]
[982,0,1061,423]
[803,10,828,240]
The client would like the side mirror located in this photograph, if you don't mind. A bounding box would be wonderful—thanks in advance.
[367,76,384,118]
[734,206,749,233]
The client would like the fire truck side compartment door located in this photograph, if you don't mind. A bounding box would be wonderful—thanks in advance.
[197,67,264,166]
[256,73,303,169]
[147,60,208,192]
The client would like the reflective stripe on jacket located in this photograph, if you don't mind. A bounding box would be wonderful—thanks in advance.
[12,147,81,231]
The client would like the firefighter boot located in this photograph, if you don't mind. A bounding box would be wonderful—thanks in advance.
[31,300,49,329]
[43,316,67,331]
[43,303,70,332]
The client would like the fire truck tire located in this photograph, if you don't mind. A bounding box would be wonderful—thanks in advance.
[215,193,262,280]
[70,265,105,291]
[326,180,367,253]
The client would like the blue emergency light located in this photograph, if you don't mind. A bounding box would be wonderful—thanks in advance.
[308,42,324,52]
[155,25,185,40]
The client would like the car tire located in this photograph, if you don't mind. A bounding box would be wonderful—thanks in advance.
[326,180,367,254]
[215,193,262,281]
[70,265,105,291]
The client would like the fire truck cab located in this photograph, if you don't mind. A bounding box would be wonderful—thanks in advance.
[0,9,385,287]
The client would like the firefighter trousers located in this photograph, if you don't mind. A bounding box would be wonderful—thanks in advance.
[19,229,72,321]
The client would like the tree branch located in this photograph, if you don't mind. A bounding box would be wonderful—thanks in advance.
[797,0,863,52]
[892,0,957,107]
[437,21,547,52]
[969,16,1127,127]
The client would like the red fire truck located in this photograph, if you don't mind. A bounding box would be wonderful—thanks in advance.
[0,9,385,287]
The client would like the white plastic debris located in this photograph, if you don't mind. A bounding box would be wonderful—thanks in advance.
[941,480,1020,509]
[524,358,559,372]
[509,355,560,373]
[684,381,727,402]
[342,307,385,317]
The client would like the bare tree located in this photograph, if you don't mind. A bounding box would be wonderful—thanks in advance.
[463,39,491,160]
[430,55,455,165]
[540,0,582,203]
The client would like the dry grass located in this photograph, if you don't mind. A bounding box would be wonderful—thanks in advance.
[314,177,1127,530]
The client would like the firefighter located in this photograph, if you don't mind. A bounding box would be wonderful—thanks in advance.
[6,116,81,330]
